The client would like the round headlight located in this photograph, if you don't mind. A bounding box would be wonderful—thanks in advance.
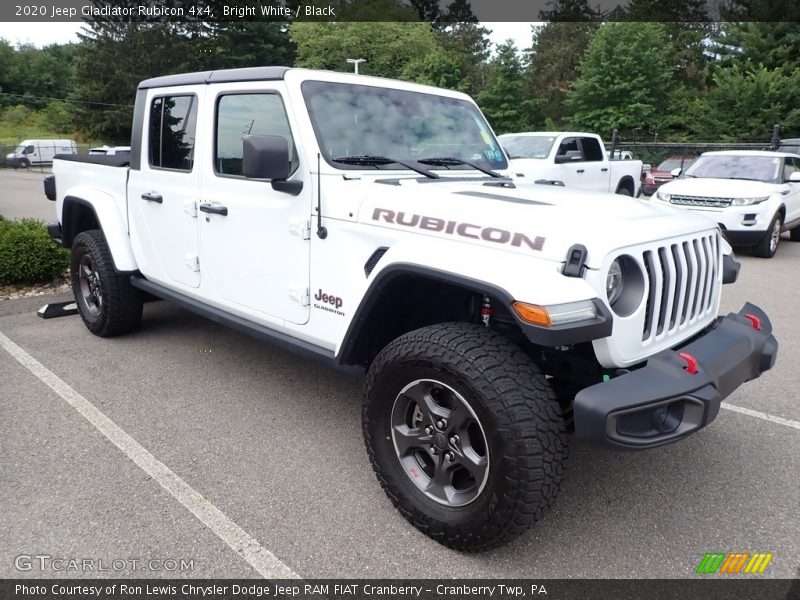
[606,259,624,305]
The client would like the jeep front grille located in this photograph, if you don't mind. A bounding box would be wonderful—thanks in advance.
[641,233,720,342]
[670,195,732,208]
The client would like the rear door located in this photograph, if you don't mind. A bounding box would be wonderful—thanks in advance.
[128,89,203,288]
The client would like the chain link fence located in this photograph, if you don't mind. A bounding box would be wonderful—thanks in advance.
[605,125,800,196]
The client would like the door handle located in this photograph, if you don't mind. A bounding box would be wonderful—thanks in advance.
[601,167,609,172]
[576,169,585,174]
[199,203,229,216]
[141,192,162,203]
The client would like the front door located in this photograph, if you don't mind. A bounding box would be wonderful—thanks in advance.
[198,87,311,325]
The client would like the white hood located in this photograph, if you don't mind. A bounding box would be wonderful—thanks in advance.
[355,177,717,268]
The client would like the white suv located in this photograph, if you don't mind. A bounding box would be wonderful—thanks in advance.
[655,150,800,257]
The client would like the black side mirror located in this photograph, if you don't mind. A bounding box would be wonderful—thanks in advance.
[554,150,583,164]
[242,135,303,195]
[242,135,290,180]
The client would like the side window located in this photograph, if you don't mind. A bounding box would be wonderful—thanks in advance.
[556,137,582,160]
[215,93,298,177]
[784,158,799,181]
[148,95,197,172]
[579,137,604,162]
[24,145,34,154]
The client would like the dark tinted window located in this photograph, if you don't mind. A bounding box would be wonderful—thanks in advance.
[215,93,297,177]
[579,137,604,161]
[557,137,580,157]
[149,95,197,171]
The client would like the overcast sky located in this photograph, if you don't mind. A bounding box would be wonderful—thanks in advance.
[0,21,537,54]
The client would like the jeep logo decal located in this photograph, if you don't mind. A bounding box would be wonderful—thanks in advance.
[313,289,345,316]
[371,208,545,251]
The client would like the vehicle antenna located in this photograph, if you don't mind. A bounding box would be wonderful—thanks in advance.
[317,153,327,239]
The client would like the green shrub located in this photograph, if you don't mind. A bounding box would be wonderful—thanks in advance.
[0,217,69,285]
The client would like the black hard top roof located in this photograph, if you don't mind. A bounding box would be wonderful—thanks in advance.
[138,66,291,90]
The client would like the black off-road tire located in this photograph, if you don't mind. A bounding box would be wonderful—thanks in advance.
[362,322,568,552]
[616,183,633,196]
[70,230,143,337]
[752,213,782,258]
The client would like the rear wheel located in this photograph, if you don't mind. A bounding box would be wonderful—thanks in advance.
[71,230,143,336]
[362,322,567,551]
[752,213,782,258]
[616,183,633,196]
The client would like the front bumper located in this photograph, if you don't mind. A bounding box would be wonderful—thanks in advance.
[574,302,777,449]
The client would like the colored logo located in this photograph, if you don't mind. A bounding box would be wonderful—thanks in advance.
[696,552,773,574]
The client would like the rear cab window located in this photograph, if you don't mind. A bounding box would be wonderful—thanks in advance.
[148,95,198,172]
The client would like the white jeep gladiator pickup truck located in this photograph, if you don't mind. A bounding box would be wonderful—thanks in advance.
[499,131,643,196]
[43,67,777,551]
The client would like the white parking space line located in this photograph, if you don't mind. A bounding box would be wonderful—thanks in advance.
[0,330,300,580]
[721,402,800,431]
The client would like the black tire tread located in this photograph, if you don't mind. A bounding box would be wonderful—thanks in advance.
[71,230,142,337]
[752,213,781,258]
[362,322,567,552]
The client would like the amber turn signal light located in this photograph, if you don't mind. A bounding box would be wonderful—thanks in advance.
[512,302,552,327]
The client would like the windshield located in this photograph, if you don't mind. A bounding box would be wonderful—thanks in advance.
[683,155,782,182]
[499,134,556,159]
[301,80,507,171]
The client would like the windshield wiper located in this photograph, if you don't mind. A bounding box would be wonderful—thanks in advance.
[727,176,764,182]
[418,156,503,178]
[331,155,438,179]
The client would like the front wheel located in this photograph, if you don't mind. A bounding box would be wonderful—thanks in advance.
[752,213,782,258]
[362,323,568,551]
[71,230,143,336]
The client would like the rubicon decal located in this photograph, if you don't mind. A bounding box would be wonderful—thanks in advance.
[696,552,774,574]
[372,208,545,251]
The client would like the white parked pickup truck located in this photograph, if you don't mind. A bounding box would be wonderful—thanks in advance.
[43,67,777,551]
[499,132,643,196]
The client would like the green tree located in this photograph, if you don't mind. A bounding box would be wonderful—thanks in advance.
[290,22,438,78]
[2,104,33,140]
[206,23,295,70]
[565,23,675,138]
[39,100,74,134]
[689,65,800,141]
[523,0,601,126]
[434,20,491,97]
[476,41,531,134]
[0,39,17,108]
[71,9,210,142]
[712,22,800,75]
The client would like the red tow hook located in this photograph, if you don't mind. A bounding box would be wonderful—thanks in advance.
[744,313,762,330]
[678,352,699,375]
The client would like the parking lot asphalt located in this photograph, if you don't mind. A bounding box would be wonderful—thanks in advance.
[1,170,799,580]
[0,169,54,222]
